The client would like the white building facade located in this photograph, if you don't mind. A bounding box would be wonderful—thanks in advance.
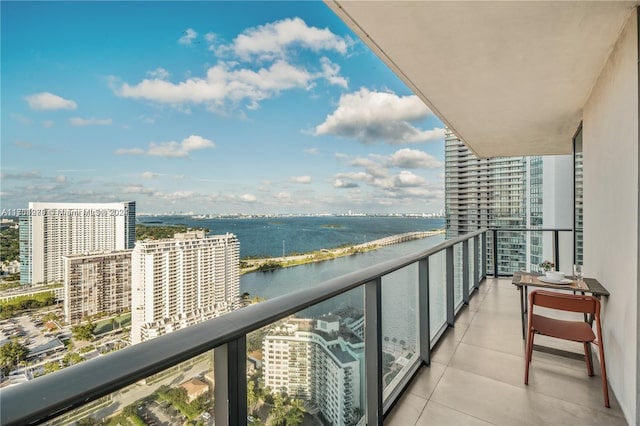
[131,231,239,345]
[62,250,132,325]
[263,317,363,426]
[19,201,135,285]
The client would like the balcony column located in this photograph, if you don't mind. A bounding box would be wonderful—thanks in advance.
[482,231,488,278]
[473,234,480,290]
[214,337,247,426]
[419,258,431,365]
[462,239,470,304]
[365,277,383,425]
[492,229,499,276]
[446,246,455,326]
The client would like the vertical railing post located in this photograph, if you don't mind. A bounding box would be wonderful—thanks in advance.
[492,229,499,277]
[365,278,383,426]
[462,239,470,304]
[418,258,430,365]
[446,245,455,327]
[482,231,487,279]
[214,337,247,426]
[553,230,560,272]
[473,235,480,290]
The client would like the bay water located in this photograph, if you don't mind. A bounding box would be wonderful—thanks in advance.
[138,215,447,321]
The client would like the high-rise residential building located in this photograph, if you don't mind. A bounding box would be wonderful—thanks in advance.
[62,250,132,325]
[445,130,572,273]
[19,201,135,285]
[263,316,363,426]
[131,231,240,345]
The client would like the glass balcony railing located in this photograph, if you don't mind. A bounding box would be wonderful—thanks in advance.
[3,227,574,425]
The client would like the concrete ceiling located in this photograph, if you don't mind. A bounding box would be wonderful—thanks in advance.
[326,1,637,158]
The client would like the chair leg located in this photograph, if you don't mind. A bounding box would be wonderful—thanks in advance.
[597,342,610,408]
[583,342,593,376]
[524,331,534,385]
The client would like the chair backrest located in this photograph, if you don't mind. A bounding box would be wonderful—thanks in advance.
[530,289,600,316]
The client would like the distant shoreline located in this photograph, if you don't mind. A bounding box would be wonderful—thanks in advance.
[240,229,445,274]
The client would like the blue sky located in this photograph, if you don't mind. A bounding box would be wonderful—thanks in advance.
[1,1,445,215]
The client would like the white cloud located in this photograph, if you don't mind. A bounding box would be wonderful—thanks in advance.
[388,148,443,169]
[240,194,257,202]
[55,175,67,183]
[1,171,42,180]
[24,92,77,110]
[116,135,214,158]
[314,88,444,145]
[305,148,319,155]
[336,171,372,182]
[147,67,170,80]
[115,148,145,156]
[290,175,311,184]
[276,192,292,200]
[117,60,313,110]
[333,179,359,189]
[114,18,349,114]
[318,57,347,89]
[394,171,425,187]
[141,172,161,179]
[42,120,54,128]
[70,117,112,127]
[231,17,348,61]
[179,28,197,45]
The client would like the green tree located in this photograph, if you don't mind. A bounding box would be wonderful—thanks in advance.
[72,322,96,341]
[42,312,59,323]
[0,226,19,263]
[43,360,61,374]
[63,352,84,366]
[0,339,29,375]
[269,393,288,426]
[284,399,305,426]
[76,417,98,426]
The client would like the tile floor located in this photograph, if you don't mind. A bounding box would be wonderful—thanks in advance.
[385,278,628,425]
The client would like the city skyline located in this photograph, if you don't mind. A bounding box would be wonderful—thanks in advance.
[1,1,446,215]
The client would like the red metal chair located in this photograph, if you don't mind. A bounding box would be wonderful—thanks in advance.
[524,289,609,407]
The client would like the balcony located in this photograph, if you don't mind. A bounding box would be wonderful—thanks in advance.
[2,228,623,425]
[387,276,625,425]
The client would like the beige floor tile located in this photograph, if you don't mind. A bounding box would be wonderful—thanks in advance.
[431,368,626,426]
[385,392,427,426]
[431,325,469,365]
[404,362,447,399]
[416,400,495,426]
[460,323,525,357]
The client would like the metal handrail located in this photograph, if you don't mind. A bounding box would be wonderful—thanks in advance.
[1,229,487,425]
[488,227,573,277]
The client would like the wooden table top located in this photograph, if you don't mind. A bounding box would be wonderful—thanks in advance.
[512,271,610,296]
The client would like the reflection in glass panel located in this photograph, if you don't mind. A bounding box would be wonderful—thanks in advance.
[48,350,215,425]
[468,238,475,296]
[381,264,419,401]
[478,234,484,281]
[453,243,463,308]
[574,126,584,265]
[429,251,446,339]
[253,287,365,426]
